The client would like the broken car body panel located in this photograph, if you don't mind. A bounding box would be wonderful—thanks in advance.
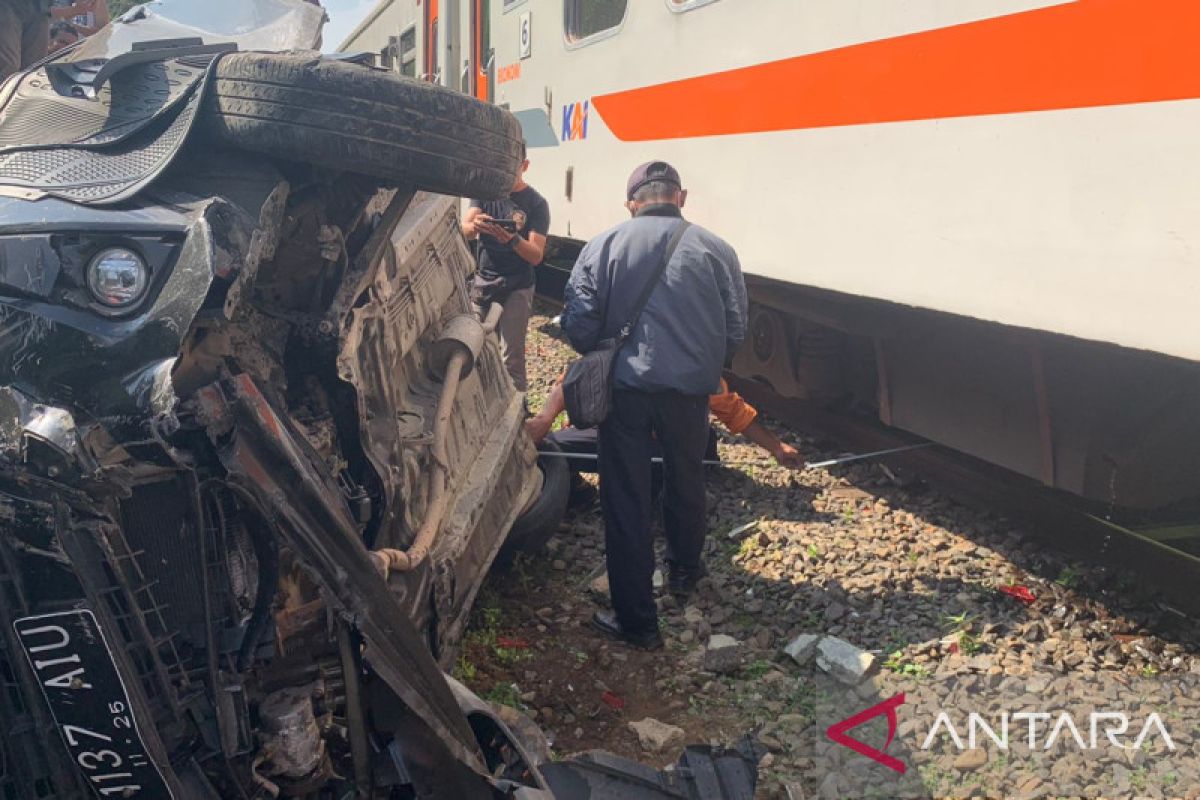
[0,0,756,797]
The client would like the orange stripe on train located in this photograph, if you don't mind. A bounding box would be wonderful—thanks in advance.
[591,0,1200,141]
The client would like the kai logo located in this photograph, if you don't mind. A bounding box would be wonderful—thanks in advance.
[562,100,589,141]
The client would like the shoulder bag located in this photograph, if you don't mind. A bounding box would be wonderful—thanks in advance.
[561,220,691,428]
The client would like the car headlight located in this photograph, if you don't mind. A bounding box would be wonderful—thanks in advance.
[87,247,148,308]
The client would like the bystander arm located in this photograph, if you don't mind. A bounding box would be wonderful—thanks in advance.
[526,375,802,507]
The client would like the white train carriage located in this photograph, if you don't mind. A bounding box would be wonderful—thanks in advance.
[343,0,1200,514]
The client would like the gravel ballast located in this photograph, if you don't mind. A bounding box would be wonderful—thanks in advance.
[456,304,1200,799]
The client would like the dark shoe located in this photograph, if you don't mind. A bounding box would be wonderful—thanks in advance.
[589,611,664,651]
[667,562,709,599]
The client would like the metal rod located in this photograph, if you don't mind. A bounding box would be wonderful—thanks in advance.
[535,442,935,469]
[803,442,936,468]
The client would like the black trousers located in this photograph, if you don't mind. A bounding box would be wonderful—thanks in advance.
[598,390,710,634]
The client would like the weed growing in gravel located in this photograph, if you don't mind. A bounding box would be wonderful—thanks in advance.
[464,596,502,651]
[453,655,477,682]
[919,762,955,792]
[957,630,983,656]
[883,650,929,678]
[1056,564,1082,589]
[484,682,522,708]
[495,645,531,667]
[742,660,774,679]
[781,680,817,718]
[736,535,758,561]
[898,662,930,678]
[1141,664,1159,678]
[940,611,972,630]
[806,543,821,560]
[938,611,985,655]
[686,693,712,717]
[731,612,757,629]
[511,554,536,594]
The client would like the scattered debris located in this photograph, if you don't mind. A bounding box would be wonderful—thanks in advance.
[703,634,745,674]
[726,519,761,540]
[953,748,989,771]
[601,690,626,711]
[999,584,1037,605]
[783,634,821,666]
[828,486,874,502]
[815,637,877,685]
[629,718,685,753]
[496,637,529,649]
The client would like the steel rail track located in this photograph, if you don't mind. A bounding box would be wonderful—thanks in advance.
[727,375,1200,619]
[531,278,1200,616]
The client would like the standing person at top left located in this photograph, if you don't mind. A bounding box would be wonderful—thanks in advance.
[0,0,49,84]
[461,143,549,393]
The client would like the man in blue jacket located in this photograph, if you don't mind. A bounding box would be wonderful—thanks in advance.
[561,161,747,650]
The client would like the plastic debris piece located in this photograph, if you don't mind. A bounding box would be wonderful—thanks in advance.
[601,691,625,710]
[725,520,760,540]
[999,585,1036,605]
[497,636,530,649]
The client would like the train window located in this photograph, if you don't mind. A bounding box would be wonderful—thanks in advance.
[399,25,417,77]
[564,0,628,46]
[667,0,720,11]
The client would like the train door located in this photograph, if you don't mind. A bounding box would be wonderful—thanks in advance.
[423,0,441,82]
[468,0,492,101]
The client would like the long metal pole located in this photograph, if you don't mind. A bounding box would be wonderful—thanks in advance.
[535,442,935,469]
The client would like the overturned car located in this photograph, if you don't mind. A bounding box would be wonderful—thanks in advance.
[0,1,761,799]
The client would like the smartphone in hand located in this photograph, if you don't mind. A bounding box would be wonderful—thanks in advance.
[489,219,519,232]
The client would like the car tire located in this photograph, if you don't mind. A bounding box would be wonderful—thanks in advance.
[495,441,571,567]
[200,53,524,199]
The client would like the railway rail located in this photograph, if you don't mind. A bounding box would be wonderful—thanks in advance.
[728,375,1200,620]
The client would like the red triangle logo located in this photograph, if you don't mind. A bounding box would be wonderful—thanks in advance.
[825,692,907,774]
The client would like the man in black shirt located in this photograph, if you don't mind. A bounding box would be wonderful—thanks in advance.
[462,144,549,392]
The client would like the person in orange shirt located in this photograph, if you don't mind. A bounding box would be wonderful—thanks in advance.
[526,376,802,508]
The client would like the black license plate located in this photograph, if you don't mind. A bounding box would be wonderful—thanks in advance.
[14,610,173,799]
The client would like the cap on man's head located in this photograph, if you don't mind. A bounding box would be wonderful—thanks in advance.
[626,161,682,201]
